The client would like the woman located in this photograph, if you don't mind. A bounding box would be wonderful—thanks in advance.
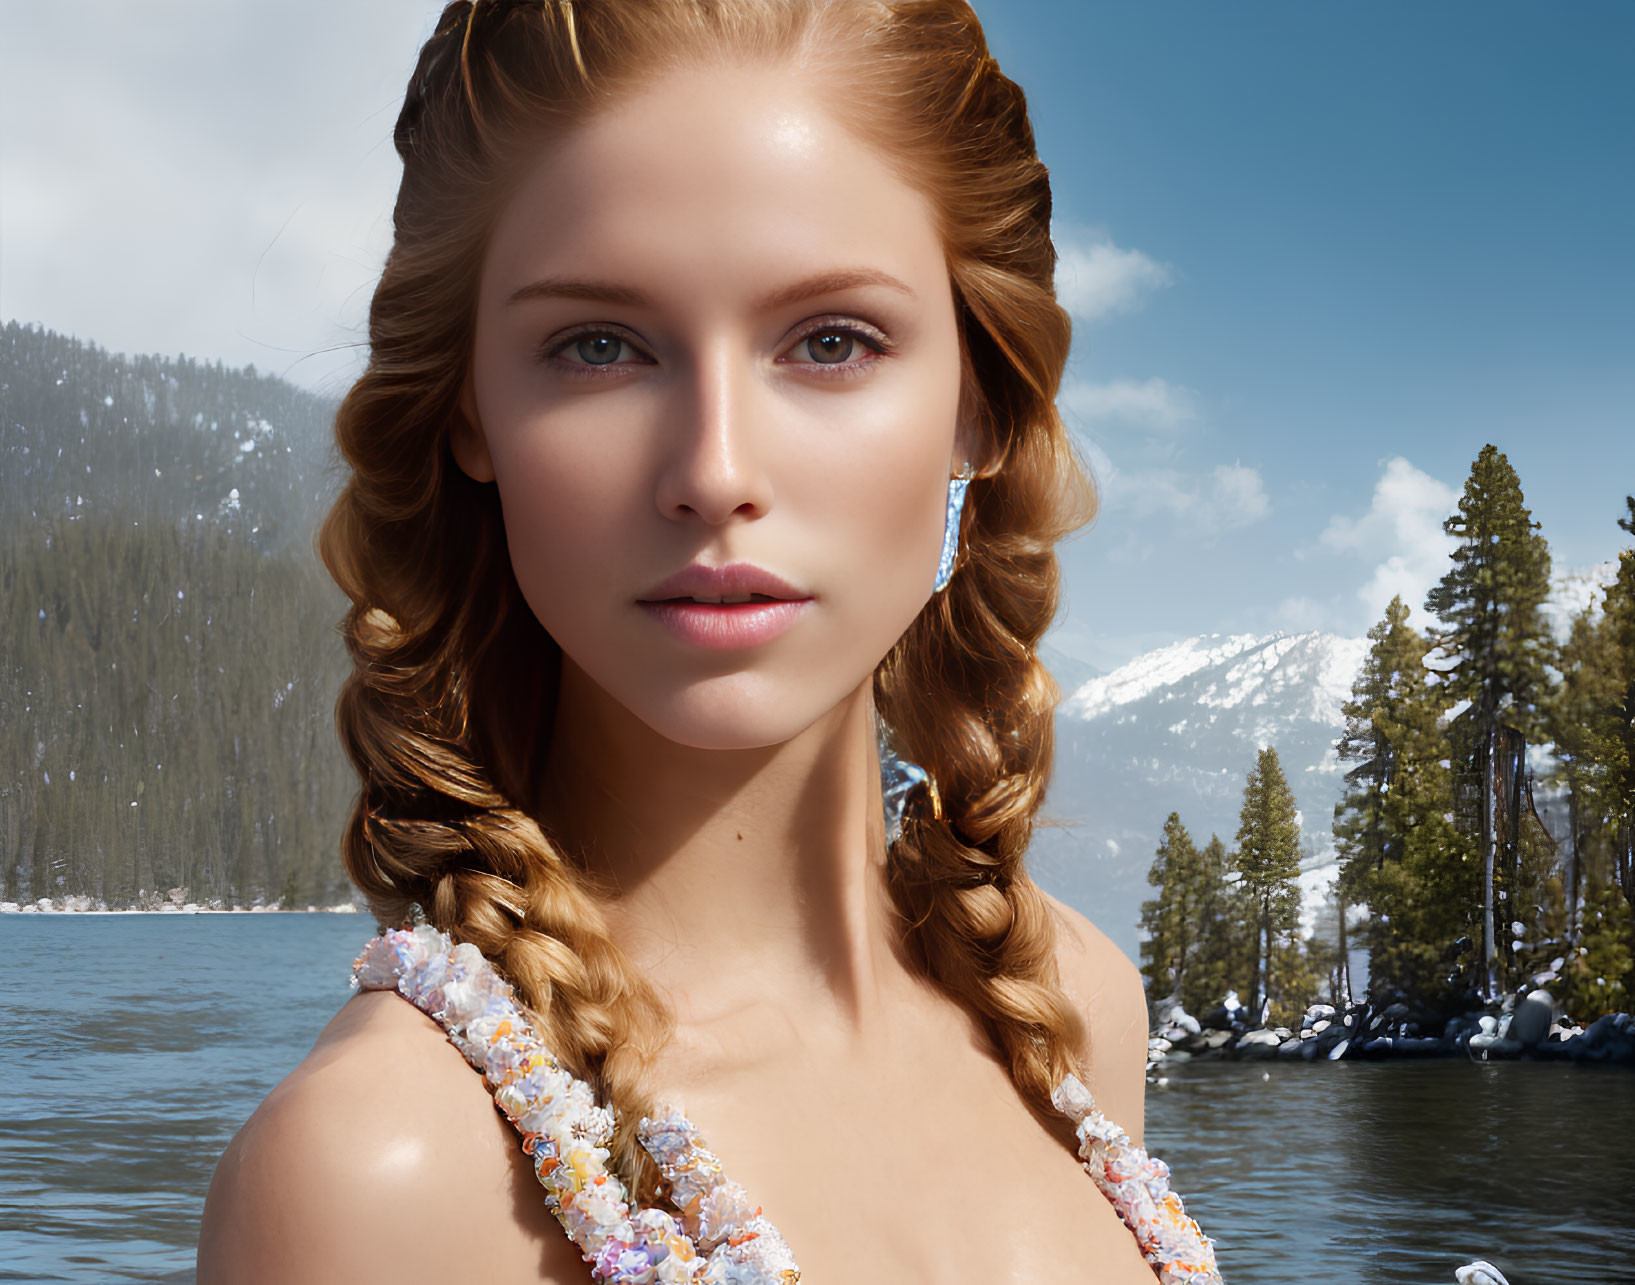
[197,1,1222,1281]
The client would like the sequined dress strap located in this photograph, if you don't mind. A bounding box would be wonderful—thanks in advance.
[351,923,1222,1284]
[1049,1074,1222,1282]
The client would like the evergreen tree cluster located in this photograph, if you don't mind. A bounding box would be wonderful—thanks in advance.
[1,322,355,907]
[1142,445,1635,1030]
[1139,748,1327,1029]
[1339,448,1635,1023]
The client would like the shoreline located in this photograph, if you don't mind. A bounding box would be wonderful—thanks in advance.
[1,899,360,915]
[1149,994,1635,1072]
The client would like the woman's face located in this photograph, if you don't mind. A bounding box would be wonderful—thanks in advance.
[460,58,972,751]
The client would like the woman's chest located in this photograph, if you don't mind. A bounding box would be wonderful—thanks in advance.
[646,1035,1157,1284]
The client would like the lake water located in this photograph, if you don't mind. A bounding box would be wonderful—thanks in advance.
[2,914,1631,1283]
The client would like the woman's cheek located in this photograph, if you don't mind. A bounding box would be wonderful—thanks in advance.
[809,444,947,662]
[492,442,628,643]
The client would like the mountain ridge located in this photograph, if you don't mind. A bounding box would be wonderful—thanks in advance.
[1032,629,1369,964]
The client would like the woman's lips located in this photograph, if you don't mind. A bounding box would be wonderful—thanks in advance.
[638,597,811,650]
[638,560,806,603]
[636,561,812,649]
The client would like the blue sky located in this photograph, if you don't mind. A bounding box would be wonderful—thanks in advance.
[2,1,1631,669]
[973,1,1635,667]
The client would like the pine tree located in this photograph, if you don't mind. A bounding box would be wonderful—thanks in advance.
[1551,498,1635,1012]
[1549,602,1622,947]
[1531,496,1635,1018]
[1138,813,1206,1008]
[1334,595,1473,1009]
[1267,932,1320,1029]
[1565,875,1635,1022]
[1426,444,1555,998]
[1603,498,1635,913]
[1334,595,1415,1000]
[1231,746,1303,1021]
[1176,833,1249,1017]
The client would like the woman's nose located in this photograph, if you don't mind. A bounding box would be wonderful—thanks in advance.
[653,344,775,526]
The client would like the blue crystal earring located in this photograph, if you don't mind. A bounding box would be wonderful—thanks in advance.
[933,463,976,594]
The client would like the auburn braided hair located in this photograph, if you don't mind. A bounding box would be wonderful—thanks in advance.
[319,0,1098,1200]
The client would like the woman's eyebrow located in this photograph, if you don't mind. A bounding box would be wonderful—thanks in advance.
[506,267,918,310]
[508,277,647,307]
[760,268,918,309]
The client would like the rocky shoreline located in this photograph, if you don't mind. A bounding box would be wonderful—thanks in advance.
[1148,990,1635,1072]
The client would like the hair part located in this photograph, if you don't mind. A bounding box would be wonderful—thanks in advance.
[320,0,1098,1199]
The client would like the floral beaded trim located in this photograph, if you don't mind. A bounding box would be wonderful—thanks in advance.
[1050,1074,1224,1284]
[351,921,800,1284]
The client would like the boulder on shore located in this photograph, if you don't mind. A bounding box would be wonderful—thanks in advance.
[1574,1012,1635,1063]
[1142,989,1634,1070]
[1508,989,1554,1048]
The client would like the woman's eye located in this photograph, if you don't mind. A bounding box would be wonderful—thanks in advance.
[537,328,646,374]
[804,330,858,364]
[574,334,626,365]
[538,321,888,377]
[787,322,889,374]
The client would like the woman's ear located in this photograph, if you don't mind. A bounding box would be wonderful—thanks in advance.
[449,377,496,483]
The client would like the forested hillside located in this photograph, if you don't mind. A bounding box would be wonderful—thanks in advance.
[1,321,355,907]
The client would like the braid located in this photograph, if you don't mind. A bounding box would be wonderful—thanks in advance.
[328,579,674,1198]
[877,434,1092,1118]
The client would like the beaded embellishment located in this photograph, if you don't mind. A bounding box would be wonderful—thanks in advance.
[352,921,1222,1284]
[1051,1074,1223,1283]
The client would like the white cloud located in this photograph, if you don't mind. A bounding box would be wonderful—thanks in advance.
[1275,596,1328,631]
[1058,376,1196,429]
[1053,227,1174,322]
[1210,462,1271,527]
[1104,458,1271,535]
[1320,457,1458,625]
[0,3,448,394]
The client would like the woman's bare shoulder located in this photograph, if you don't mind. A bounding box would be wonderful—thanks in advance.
[1040,891,1149,1149]
[196,988,587,1284]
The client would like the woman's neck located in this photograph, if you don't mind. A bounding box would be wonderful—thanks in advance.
[536,659,912,1042]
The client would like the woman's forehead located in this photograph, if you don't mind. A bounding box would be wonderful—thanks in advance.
[479,59,947,314]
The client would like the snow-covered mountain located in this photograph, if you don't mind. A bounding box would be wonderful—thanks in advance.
[1031,631,1368,964]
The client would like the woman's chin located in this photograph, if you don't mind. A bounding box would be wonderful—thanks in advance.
[634,698,838,753]
[607,671,862,753]
[554,640,876,753]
